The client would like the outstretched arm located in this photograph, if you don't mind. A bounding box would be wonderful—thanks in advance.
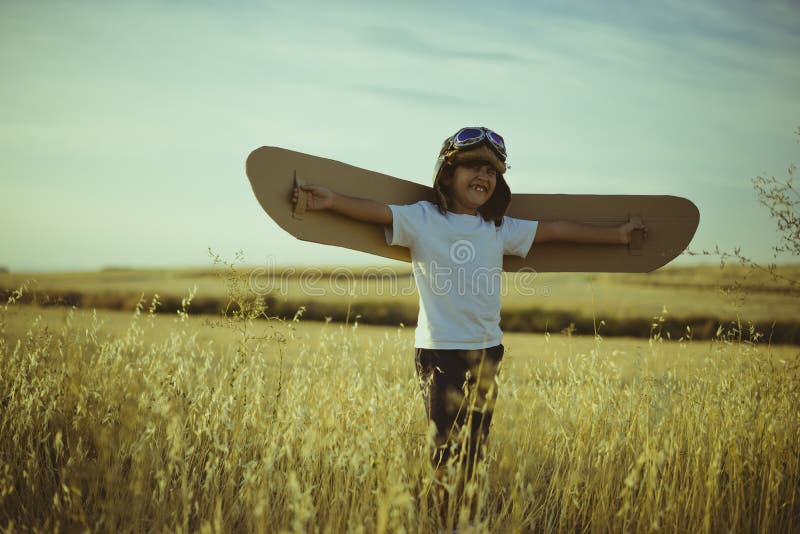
[292,184,393,226]
[534,220,647,245]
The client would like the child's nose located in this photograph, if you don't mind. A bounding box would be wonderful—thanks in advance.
[478,166,494,179]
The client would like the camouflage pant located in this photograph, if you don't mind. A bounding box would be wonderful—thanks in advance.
[414,344,504,476]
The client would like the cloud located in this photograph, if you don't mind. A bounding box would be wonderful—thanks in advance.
[357,25,526,64]
[355,85,477,107]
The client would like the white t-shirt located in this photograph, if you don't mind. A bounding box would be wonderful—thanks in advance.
[385,200,538,349]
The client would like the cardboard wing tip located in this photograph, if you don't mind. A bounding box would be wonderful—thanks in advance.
[682,196,700,219]
[245,148,266,176]
[248,145,280,162]
[661,195,700,247]
[252,145,281,152]
[668,194,700,219]
[682,196,701,241]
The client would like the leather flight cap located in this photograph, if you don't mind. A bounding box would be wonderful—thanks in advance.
[445,143,507,174]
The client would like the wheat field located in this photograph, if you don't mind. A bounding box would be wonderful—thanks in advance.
[1,281,799,533]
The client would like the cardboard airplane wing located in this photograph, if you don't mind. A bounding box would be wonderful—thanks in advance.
[246,146,699,273]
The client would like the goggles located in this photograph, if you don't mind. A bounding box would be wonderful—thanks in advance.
[446,127,507,161]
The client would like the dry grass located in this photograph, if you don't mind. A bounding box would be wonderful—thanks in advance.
[1,278,799,532]
[1,263,798,324]
[3,264,800,346]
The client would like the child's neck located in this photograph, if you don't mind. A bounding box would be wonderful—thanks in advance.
[449,207,479,216]
[447,199,479,216]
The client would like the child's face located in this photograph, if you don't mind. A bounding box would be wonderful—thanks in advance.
[444,161,498,214]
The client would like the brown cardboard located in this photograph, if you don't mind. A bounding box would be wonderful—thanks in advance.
[246,146,699,273]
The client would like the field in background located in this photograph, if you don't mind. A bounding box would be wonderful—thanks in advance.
[1,297,798,532]
[2,263,799,343]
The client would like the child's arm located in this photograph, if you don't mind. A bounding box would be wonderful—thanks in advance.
[291,184,393,226]
[533,220,647,245]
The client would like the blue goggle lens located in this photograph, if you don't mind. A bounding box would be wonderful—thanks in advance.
[455,128,485,144]
[487,131,506,151]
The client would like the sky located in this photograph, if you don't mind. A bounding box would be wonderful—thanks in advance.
[1,0,799,272]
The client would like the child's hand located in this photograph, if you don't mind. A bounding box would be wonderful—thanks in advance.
[618,221,648,244]
[292,184,336,211]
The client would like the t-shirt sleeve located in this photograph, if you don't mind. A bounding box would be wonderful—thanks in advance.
[385,202,427,248]
[500,216,539,258]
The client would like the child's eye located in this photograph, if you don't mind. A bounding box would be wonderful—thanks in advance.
[467,161,492,171]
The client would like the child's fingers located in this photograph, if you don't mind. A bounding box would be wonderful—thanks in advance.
[624,222,648,241]
[292,185,316,198]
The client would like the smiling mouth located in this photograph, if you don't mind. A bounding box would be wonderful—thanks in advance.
[470,184,488,193]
